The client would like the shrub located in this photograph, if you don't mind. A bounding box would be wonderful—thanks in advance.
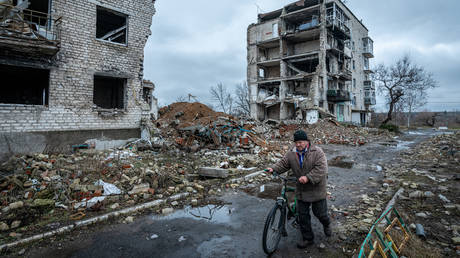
[379,123,400,132]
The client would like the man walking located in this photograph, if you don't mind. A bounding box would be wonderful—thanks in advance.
[266,130,331,248]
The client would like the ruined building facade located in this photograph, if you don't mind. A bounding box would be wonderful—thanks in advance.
[247,0,376,124]
[0,0,156,161]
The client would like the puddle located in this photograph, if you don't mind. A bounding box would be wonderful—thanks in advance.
[395,140,414,150]
[152,205,232,224]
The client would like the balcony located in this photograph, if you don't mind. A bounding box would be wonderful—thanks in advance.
[0,3,62,57]
[363,60,373,73]
[363,80,375,90]
[362,37,374,58]
[325,2,351,40]
[364,97,376,105]
[327,89,351,102]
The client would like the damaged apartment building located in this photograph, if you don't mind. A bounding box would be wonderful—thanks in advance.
[247,0,376,125]
[0,0,157,161]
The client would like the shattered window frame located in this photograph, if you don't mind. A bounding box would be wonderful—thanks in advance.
[96,6,129,46]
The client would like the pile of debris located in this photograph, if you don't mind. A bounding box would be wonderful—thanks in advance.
[378,132,459,256]
[153,102,392,153]
[154,102,267,151]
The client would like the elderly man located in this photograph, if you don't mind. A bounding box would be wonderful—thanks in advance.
[266,130,331,248]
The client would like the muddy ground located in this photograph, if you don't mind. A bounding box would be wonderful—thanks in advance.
[2,129,455,257]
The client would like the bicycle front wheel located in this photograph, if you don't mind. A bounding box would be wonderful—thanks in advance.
[262,204,284,254]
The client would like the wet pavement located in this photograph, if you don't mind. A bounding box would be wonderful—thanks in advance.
[20,129,453,258]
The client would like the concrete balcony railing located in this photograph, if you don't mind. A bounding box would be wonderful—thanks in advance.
[327,89,351,102]
[0,3,62,56]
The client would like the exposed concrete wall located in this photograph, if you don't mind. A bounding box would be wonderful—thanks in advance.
[0,129,140,162]
[293,40,320,55]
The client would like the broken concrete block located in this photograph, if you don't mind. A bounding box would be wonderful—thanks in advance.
[111,203,120,209]
[33,199,55,207]
[162,208,174,214]
[9,201,24,210]
[11,220,21,229]
[199,167,229,178]
[0,222,9,231]
[124,216,134,223]
[128,183,150,195]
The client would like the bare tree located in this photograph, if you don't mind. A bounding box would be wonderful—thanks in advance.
[373,55,437,125]
[234,81,250,116]
[401,88,428,128]
[210,83,233,114]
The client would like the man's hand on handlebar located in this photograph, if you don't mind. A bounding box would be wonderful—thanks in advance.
[264,168,274,173]
[299,176,309,184]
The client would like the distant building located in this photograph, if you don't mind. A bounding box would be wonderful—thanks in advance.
[247,0,376,124]
[0,0,157,161]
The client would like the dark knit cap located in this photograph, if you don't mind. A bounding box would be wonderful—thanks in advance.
[293,130,309,142]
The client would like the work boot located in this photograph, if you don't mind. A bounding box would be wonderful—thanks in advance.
[297,239,314,249]
[324,224,332,237]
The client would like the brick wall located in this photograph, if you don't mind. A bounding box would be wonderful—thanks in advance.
[0,0,156,133]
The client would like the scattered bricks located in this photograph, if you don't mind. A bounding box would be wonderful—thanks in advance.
[198,167,229,179]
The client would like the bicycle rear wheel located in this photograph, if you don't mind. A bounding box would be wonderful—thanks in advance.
[262,204,284,254]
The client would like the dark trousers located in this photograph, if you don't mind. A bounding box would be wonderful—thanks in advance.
[298,199,330,241]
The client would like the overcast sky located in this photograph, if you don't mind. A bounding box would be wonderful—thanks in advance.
[144,0,460,112]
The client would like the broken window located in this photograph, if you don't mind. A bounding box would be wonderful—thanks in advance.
[96,6,127,44]
[93,75,125,109]
[0,64,49,105]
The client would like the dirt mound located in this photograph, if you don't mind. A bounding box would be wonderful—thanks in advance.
[158,102,233,128]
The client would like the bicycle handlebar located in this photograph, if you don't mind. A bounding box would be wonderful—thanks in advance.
[264,169,297,183]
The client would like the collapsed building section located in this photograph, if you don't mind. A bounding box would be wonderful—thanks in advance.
[247,0,376,124]
[0,0,157,161]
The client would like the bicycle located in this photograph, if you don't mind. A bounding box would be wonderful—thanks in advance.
[262,171,299,255]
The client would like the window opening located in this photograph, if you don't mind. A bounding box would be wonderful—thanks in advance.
[96,6,127,44]
[0,64,49,105]
[93,75,125,109]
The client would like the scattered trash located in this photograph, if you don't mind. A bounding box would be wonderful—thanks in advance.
[95,180,122,195]
[415,224,426,240]
[178,235,186,242]
[150,234,159,239]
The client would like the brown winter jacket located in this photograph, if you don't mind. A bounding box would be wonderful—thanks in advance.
[272,144,328,202]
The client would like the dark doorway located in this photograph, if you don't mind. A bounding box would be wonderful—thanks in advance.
[0,64,49,105]
[93,75,125,109]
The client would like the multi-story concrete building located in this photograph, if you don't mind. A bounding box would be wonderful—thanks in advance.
[0,0,157,161]
[247,0,376,125]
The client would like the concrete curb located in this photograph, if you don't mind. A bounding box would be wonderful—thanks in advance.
[378,187,404,226]
[229,170,266,183]
[0,192,190,252]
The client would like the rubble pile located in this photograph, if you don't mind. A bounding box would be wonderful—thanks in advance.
[154,102,392,154]
[374,132,459,255]
[0,102,396,243]
[305,119,389,146]
[155,102,267,151]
